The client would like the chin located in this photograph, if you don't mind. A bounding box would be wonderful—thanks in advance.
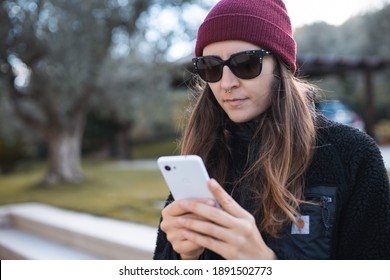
[228,111,263,124]
[228,116,254,124]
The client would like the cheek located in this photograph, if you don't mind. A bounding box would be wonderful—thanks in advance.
[251,76,273,98]
[250,77,275,110]
[209,84,223,103]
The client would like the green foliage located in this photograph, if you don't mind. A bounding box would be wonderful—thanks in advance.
[132,139,180,159]
[0,0,206,183]
[0,137,28,174]
[295,4,390,57]
[0,160,170,226]
[82,113,118,154]
[295,4,390,122]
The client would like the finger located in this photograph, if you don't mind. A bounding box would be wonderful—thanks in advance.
[162,198,214,217]
[165,227,204,257]
[182,228,228,256]
[161,212,207,234]
[182,223,266,260]
[208,179,250,218]
[179,199,235,228]
[179,216,237,243]
[161,201,187,219]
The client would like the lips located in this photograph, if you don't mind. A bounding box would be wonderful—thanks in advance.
[224,98,248,107]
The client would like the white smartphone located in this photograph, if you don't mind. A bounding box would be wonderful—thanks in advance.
[157,155,218,205]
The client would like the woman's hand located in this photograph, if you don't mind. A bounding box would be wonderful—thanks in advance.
[160,198,215,260]
[177,179,277,260]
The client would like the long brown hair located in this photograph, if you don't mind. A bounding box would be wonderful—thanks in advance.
[180,60,317,238]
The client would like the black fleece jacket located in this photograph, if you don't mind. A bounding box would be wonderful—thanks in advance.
[153,115,390,259]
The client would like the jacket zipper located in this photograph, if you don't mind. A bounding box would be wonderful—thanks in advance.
[306,194,333,232]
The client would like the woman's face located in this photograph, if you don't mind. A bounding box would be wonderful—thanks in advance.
[203,40,276,123]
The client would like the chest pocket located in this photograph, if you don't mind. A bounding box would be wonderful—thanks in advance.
[302,186,336,236]
[269,185,337,259]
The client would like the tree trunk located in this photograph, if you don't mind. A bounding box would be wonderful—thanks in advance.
[43,124,85,186]
[109,121,133,159]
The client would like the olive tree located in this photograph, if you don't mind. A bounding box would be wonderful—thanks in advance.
[0,0,204,185]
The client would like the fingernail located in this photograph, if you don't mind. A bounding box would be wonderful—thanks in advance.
[206,199,216,206]
[180,200,189,207]
[178,217,186,224]
[210,179,218,188]
[183,230,190,237]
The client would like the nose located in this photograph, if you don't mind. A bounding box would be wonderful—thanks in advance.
[219,66,239,91]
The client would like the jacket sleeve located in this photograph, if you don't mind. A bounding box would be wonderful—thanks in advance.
[153,194,181,260]
[337,135,390,259]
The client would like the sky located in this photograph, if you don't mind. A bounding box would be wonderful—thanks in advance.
[283,0,390,28]
[203,0,390,28]
[167,0,390,60]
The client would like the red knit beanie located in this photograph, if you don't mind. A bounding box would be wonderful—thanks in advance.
[195,0,296,73]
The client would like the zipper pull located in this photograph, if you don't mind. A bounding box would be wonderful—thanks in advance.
[320,196,332,231]
[321,196,332,208]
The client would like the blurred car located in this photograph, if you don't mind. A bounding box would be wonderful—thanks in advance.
[316,100,365,131]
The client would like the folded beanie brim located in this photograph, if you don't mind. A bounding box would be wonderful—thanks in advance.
[194,0,296,73]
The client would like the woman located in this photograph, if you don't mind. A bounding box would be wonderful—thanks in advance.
[154,0,390,260]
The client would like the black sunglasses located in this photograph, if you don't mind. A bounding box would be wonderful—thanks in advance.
[192,49,272,83]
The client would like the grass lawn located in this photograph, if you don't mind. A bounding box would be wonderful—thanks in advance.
[1,157,389,228]
[0,160,170,227]
[132,139,180,159]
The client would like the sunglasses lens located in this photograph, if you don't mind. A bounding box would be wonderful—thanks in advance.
[230,53,262,79]
[196,57,222,82]
[194,50,268,82]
